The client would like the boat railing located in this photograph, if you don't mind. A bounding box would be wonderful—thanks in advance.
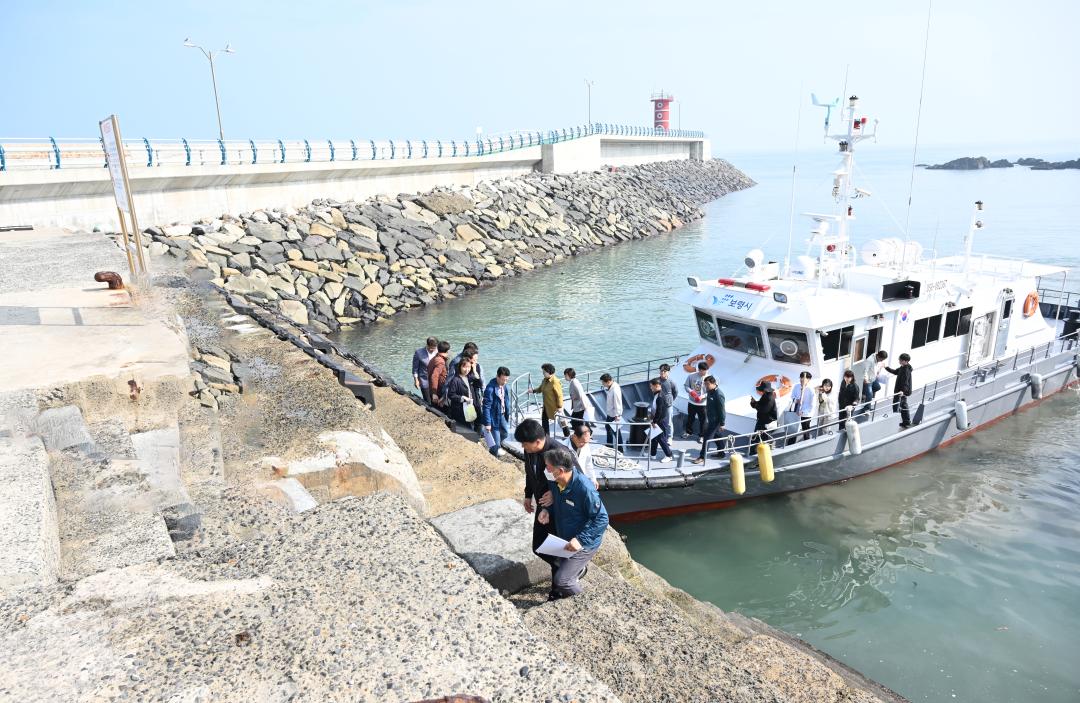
[570,329,1078,477]
[507,353,686,426]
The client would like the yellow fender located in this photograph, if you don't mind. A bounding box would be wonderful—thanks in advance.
[729,453,746,495]
[756,442,774,483]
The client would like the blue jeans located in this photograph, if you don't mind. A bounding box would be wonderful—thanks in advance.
[488,419,508,456]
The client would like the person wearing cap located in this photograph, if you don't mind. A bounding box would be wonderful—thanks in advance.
[647,378,674,463]
[749,379,778,445]
[658,364,678,441]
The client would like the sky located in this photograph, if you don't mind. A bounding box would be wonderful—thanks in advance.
[3,0,1078,152]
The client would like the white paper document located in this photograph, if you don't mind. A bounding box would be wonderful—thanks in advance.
[647,425,664,439]
[536,534,572,557]
[482,427,497,450]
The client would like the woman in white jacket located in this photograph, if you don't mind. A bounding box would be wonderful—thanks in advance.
[815,378,837,436]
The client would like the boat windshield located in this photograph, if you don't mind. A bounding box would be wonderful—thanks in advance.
[716,317,766,357]
[768,328,812,365]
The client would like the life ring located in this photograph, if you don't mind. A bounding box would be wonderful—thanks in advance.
[682,353,716,373]
[756,374,793,398]
[1022,292,1039,318]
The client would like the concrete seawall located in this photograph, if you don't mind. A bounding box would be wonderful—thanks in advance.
[0,133,709,230]
[144,158,753,333]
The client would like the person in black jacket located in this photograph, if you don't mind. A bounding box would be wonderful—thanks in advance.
[692,375,726,464]
[837,369,861,422]
[445,358,475,426]
[647,378,674,462]
[885,353,914,428]
[514,419,562,593]
[749,380,778,445]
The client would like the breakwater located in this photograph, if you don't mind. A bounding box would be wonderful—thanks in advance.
[145,159,754,333]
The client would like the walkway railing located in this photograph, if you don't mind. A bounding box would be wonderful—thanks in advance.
[0,123,706,172]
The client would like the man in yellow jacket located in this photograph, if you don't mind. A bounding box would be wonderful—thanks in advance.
[530,362,566,437]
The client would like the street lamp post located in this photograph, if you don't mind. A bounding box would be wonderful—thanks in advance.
[183,38,235,141]
[584,79,595,124]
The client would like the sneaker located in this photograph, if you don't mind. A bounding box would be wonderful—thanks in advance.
[681,433,693,439]
[659,455,673,464]
[577,565,589,581]
[899,423,911,429]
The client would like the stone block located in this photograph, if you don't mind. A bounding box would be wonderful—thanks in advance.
[0,436,60,592]
[279,300,309,325]
[430,498,548,593]
[32,406,92,452]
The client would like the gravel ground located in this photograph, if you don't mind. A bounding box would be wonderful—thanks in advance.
[0,493,619,703]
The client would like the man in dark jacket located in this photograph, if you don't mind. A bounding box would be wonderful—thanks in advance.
[647,378,674,462]
[482,367,512,456]
[537,446,609,599]
[886,353,914,428]
[749,380,778,444]
[692,375,726,464]
[515,419,561,591]
[411,336,438,404]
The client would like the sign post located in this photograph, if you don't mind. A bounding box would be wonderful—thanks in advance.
[99,115,146,277]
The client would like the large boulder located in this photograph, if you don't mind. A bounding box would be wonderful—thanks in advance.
[246,222,286,242]
[430,498,548,593]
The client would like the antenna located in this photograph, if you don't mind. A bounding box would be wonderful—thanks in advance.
[901,0,933,275]
[784,83,805,277]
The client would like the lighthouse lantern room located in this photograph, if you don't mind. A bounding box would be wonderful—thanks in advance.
[652,92,674,131]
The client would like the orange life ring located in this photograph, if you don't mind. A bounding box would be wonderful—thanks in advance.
[1022,292,1039,318]
[683,353,716,373]
[756,374,793,398]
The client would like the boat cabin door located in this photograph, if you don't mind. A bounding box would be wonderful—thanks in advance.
[966,312,995,367]
[994,293,1015,358]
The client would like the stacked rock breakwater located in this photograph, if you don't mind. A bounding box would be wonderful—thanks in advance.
[145,159,754,333]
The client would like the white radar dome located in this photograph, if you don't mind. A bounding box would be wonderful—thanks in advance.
[744,249,764,269]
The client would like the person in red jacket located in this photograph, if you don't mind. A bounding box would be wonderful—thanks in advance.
[426,340,451,408]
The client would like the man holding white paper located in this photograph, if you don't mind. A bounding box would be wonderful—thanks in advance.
[536,446,609,599]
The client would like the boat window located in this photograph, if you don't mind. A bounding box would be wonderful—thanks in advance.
[911,313,943,349]
[694,309,719,343]
[867,327,883,356]
[768,329,811,365]
[943,307,973,338]
[716,317,766,357]
[820,325,855,361]
[1002,299,1013,319]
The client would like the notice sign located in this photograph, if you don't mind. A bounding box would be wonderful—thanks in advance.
[99,115,131,213]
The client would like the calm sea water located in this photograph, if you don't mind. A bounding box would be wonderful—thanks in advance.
[337,143,1080,702]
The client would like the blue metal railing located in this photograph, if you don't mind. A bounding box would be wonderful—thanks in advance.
[0,124,706,171]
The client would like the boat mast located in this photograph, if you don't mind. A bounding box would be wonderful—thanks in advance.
[808,95,877,286]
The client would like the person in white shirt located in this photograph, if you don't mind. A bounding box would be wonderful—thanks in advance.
[563,368,593,432]
[564,424,599,489]
[682,361,709,439]
[854,350,889,413]
[788,371,816,442]
[599,373,623,453]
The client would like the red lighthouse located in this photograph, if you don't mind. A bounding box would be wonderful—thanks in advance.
[652,92,674,130]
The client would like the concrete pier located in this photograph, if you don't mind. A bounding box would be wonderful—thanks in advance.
[0,133,709,230]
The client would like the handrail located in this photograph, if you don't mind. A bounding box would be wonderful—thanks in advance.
[0,123,707,171]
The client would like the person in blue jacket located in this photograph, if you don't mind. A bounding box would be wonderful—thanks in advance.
[482,366,512,456]
[537,446,609,599]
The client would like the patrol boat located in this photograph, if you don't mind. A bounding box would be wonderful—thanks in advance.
[507,95,1080,520]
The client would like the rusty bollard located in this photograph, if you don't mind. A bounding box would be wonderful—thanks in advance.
[94,271,124,290]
